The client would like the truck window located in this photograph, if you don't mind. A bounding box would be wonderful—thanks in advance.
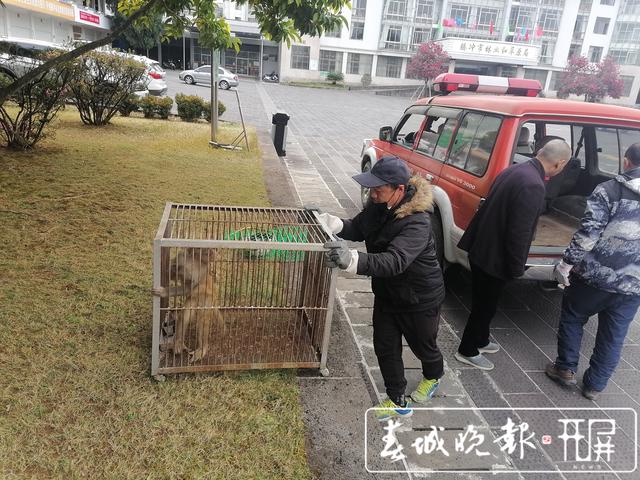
[416,107,460,159]
[394,112,425,147]
[619,128,640,165]
[595,127,620,175]
[535,123,586,166]
[448,114,500,177]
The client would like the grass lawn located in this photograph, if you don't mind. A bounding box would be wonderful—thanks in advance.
[0,110,312,479]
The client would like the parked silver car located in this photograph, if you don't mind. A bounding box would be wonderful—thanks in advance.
[179,66,239,89]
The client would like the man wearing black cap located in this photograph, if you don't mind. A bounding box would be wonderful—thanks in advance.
[320,156,445,421]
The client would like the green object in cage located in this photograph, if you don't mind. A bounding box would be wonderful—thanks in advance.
[225,226,309,261]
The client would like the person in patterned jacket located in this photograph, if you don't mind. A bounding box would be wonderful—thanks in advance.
[546,143,640,400]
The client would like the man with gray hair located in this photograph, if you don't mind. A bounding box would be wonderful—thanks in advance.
[456,138,572,370]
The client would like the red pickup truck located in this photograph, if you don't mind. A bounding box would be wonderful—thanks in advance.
[359,74,640,280]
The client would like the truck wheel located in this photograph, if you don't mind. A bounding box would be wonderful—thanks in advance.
[430,212,445,269]
[361,160,372,207]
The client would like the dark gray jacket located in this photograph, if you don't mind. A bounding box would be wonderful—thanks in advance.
[564,167,640,296]
[340,176,445,312]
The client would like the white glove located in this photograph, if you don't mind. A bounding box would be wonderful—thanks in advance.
[554,260,573,287]
[318,212,343,235]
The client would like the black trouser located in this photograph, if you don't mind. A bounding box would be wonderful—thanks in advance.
[373,305,443,400]
[458,263,507,357]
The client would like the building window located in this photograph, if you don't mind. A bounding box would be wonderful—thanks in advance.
[593,17,610,34]
[539,10,560,33]
[450,4,470,25]
[573,15,588,41]
[613,22,640,43]
[376,55,403,78]
[350,21,365,40]
[621,76,634,96]
[318,50,344,72]
[600,0,615,5]
[325,26,341,38]
[608,49,640,65]
[621,0,640,15]
[385,25,403,49]
[509,6,535,31]
[568,43,582,58]
[549,71,563,91]
[500,66,517,77]
[588,46,603,62]
[412,27,430,48]
[579,0,593,12]
[477,8,498,31]
[352,0,367,19]
[346,53,373,75]
[387,0,408,18]
[290,45,310,70]
[540,41,554,64]
[524,68,548,86]
[416,0,433,20]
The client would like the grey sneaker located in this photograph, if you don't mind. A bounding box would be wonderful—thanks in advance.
[455,352,494,371]
[478,341,500,354]
[545,363,577,386]
[582,386,601,401]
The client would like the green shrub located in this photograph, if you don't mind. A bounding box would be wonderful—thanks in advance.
[0,50,74,149]
[118,94,140,117]
[326,72,344,85]
[69,51,146,125]
[140,95,173,119]
[175,93,204,122]
[361,73,372,88]
[202,101,226,122]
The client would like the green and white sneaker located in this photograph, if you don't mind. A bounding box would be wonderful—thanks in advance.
[374,396,413,421]
[410,378,440,403]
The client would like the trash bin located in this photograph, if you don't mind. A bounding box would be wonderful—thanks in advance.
[271,112,290,156]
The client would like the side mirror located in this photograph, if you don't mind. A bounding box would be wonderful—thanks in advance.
[379,126,393,142]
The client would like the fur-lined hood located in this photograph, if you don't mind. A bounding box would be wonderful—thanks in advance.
[394,175,434,219]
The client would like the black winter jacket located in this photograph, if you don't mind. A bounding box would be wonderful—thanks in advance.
[339,176,445,312]
[458,158,546,280]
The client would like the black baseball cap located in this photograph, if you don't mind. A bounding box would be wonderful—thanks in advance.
[352,156,410,188]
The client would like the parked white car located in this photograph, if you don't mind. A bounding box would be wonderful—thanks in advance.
[179,66,239,89]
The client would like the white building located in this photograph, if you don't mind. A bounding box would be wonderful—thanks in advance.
[279,0,640,106]
[1,0,111,46]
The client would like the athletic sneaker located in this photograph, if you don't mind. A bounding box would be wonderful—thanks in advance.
[478,341,500,354]
[545,362,577,386]
[410,378,440,403]
[582,386,601,401]
[455,352,495,370]
[374,396,413,421]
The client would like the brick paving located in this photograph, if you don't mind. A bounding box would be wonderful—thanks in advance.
[232,79,639,479]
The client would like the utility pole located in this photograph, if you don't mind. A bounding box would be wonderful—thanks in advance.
[210,49,219,144]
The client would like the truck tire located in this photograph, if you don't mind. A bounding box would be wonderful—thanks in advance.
[360,160,372,207]
[430,211,445,270]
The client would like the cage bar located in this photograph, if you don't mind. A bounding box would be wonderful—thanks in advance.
[151,203,338,379]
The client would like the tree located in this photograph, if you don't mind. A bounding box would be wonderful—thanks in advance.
[558,55,624,102]
[112,11,164,57]
[557,55,593,100]
[0,0,349,105]
[406,41,450,96]
[587,55,624,102]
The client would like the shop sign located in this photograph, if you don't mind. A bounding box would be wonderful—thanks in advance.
[437,38,540,66]
[4,0,75,20]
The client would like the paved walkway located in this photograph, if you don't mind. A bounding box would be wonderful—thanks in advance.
[233,79,639,480]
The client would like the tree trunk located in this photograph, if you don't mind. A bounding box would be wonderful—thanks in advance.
[0,0,160,105]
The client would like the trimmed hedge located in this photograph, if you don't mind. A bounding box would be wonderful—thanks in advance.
[118,94,140,117]
[202,101,226,122]
[140,95,173,119]
[175,93,204,122]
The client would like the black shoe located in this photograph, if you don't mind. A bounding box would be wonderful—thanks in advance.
[545,362,577,386]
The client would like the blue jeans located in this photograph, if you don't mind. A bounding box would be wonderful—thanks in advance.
[555,278,640,392]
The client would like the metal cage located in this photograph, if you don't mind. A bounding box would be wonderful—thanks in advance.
[151,203,338,379]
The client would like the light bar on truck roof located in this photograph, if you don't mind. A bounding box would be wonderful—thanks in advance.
[432,73,542,97]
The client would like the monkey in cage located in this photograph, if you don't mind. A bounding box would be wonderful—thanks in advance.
[152,248,224,363]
